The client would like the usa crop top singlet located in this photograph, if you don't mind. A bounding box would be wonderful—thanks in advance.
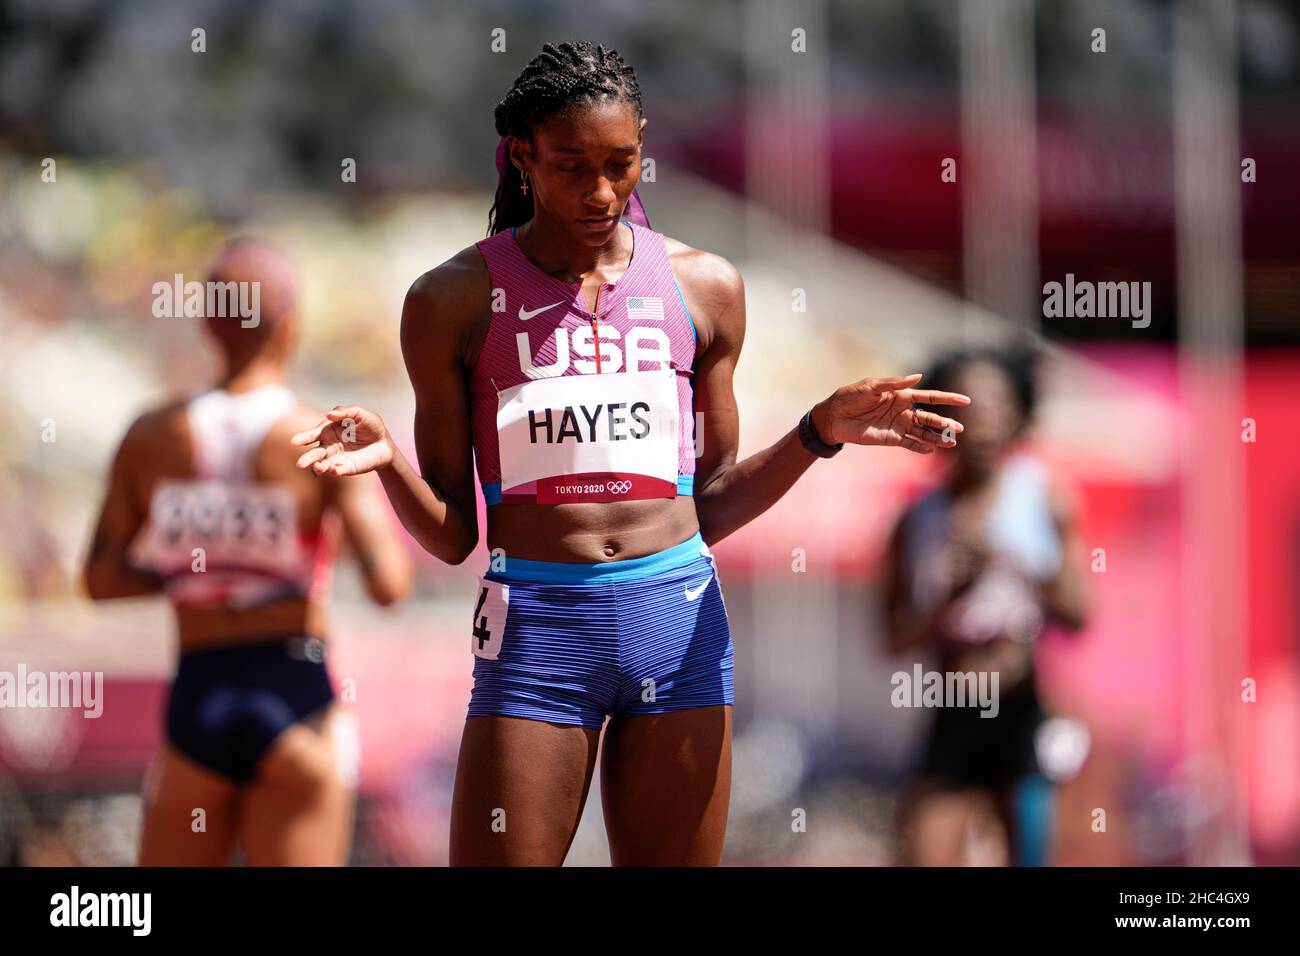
[470,219,698,505]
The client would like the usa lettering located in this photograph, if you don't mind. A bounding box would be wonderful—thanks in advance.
[528,402,651,444]
[518,325,671,377]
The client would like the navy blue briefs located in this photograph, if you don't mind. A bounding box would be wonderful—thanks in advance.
[165,636,335,782]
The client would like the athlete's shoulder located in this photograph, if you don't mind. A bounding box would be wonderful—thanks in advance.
[406,243,492,310]
[660,235,744,349]
[119,396,191,452]
[1006,447,1077,520]
[401,243,492,359]
[1042,464,1083,531]
[661,235,743,300]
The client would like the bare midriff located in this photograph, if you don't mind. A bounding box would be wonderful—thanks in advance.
[173,599,328,654]
[485,494,700,563]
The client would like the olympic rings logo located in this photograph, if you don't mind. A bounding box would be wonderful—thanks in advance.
[607,480,632,495]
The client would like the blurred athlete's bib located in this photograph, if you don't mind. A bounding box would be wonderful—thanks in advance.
[136,479,315,606]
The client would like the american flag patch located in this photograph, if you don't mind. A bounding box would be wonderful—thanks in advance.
[625,297,664,322]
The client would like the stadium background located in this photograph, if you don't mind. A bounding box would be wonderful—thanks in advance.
[1,0,1297,865]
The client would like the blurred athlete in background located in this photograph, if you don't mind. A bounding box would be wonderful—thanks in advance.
[84,237,411,865]
[883,346,1088,866]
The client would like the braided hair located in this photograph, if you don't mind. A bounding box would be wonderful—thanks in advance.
[488,41,648,236]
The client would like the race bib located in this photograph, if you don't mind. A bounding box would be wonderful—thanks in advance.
[141,479,302,577]
[496,368,680,504]
[471,576,510,660]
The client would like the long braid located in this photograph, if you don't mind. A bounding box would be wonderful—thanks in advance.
[488,41,645,236]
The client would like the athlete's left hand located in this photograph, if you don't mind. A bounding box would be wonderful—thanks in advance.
[812,373,970,455]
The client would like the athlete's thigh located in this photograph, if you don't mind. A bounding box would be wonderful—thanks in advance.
[902,782,982,866]
[450,715,601,866]
[600,704,732,866]
[138,744,240,866]
[237,704,358,866]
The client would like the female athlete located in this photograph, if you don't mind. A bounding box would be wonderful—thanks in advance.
[85,238,412,865]
[883,346,1088,866]
[292,41,969,865]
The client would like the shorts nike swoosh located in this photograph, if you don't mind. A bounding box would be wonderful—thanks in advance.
[684,575,712,600]
[518,301,566,321]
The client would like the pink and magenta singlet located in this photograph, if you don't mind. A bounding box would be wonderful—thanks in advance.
[470,219,698,505]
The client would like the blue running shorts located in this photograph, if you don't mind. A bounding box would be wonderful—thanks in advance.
[466,532,734,729]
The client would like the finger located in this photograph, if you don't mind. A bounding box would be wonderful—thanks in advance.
[867,373,924,388]
[326,455,358,477]
[295,446,328,470]
[915,413,967,447]
[840,373,923,405]
[911,410,964,439]
[307,441,341,472]
[311,455,348,476]
[327,406,365,421]
[290,420,331,446]
[907,418,946,444]
[905,415,944,442]
[903,388,971,407]
[910,425,957,449]
[898,434,934,455]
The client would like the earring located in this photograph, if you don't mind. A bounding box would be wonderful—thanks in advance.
[520,170,529,195]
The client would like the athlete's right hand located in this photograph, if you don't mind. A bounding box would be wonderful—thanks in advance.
[291,405,394,477]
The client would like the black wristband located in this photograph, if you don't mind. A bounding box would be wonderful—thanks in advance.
[799,407,843,458]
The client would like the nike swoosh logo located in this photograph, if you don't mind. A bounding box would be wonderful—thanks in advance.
[684,575,712,601]
[518,301,566,321]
